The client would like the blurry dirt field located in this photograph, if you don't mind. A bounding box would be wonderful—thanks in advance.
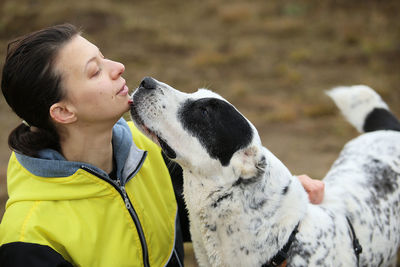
[0,0,400,266]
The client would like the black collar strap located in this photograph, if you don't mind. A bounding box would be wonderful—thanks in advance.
[262,223,299,267]
[262,218,362,267]
[346,217,362,266]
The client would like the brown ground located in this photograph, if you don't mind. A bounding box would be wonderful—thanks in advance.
[0,0,399,265]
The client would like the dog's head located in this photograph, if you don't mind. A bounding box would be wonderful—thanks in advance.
[130,77,265,180]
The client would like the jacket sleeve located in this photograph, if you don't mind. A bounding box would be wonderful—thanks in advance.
[0,242,73,267]
[162,152,191,243]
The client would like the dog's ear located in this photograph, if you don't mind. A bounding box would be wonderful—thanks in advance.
[231,145,266,179]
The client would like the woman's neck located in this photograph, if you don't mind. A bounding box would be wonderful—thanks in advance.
[59,123,114,174]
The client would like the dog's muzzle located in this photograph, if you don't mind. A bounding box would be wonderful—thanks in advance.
[130,77,177,159]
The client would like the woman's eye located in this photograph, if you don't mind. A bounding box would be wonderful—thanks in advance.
[92,68,101,77]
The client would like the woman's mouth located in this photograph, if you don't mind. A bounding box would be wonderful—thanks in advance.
[117,84,129,96]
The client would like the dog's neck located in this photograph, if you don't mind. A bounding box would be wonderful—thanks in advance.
[182,147,308,266]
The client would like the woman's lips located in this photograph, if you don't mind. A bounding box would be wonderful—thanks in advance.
[117,84,129,96]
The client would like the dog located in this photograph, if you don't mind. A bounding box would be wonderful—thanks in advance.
[130,77,400,267]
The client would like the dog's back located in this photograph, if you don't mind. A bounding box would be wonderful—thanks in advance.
[321,86,400,266]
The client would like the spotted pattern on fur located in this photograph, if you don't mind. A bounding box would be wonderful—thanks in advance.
[131,80,400,267]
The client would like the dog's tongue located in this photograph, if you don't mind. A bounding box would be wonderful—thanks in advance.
[158,137,177,159]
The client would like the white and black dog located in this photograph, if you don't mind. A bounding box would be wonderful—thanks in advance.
[130,77,400,267]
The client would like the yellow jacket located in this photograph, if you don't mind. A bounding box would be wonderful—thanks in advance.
[0,119,182,267]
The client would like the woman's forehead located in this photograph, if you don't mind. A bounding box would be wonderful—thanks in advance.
[55,35,99,74]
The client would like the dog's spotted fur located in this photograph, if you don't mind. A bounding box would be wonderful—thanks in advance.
[131,79,400,267]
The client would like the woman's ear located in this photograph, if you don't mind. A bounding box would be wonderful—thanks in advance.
[49,102,77,124]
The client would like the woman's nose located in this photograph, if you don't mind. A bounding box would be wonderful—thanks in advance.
[110,61,125,79]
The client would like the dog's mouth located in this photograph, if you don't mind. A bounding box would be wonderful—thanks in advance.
[157,135,177,159]
[130,104,177,159]
[144,126,177,159]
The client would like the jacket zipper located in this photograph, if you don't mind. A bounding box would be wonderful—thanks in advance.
[81,165,150,267]
[125,151,148,184]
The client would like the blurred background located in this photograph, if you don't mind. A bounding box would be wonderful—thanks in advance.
[0,0,399,265]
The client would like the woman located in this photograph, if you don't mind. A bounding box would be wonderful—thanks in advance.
[0,24,324,266]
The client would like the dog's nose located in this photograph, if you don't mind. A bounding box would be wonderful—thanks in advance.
[139,77,157,90]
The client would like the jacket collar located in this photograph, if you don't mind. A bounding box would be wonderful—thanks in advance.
[15,118,147,182]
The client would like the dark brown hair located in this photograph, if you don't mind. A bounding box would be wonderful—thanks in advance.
[1,23,79,157]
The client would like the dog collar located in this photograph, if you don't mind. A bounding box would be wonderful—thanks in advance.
[346,217,363,266]
[262,223,299,267]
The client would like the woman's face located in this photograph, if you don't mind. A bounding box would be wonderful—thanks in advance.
[54,35,130,126]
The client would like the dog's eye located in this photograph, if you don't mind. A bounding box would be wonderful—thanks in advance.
[201,107,208,116]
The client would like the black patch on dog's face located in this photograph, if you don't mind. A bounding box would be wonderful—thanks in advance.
[178,98,253,166]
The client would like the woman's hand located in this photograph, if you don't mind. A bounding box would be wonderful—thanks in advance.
[297,174,325,204]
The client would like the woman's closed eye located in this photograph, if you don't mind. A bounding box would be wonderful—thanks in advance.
[92,67,101,77]
[90,54,107,78]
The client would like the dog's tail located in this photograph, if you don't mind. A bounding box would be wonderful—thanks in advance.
[326,85,400,133]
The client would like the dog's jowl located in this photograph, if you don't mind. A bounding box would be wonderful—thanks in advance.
[131,79,400,267]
